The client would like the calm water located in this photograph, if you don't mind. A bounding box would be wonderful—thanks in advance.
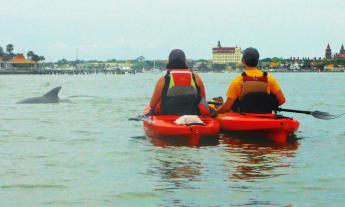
[0,72,344,206]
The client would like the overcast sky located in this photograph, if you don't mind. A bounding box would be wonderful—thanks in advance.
[1,0,344,61]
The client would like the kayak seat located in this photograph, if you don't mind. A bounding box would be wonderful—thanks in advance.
[233,92,279,113]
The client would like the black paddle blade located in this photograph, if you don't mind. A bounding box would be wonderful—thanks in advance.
[128,113,152,121]
[311,111,345,120]
[128,115,145,121]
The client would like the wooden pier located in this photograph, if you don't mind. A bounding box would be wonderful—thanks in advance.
[0,69,134,75]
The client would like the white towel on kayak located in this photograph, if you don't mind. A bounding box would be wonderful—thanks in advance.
[174,115,204,125]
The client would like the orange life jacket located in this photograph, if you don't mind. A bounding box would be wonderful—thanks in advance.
[155,69,211,115]
[233,71,278,113]
[239,71,268,100]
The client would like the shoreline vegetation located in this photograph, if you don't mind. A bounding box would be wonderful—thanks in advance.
[1,44,345,75]
[0,68,344,75]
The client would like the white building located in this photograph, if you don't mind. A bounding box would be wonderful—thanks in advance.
[212,41,242,64]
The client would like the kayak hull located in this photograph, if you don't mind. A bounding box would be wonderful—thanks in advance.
[217,112,300,143]
[143,115,220,146]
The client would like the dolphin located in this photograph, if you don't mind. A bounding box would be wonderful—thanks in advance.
[17,87,63,104]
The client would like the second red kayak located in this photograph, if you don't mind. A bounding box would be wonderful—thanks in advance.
[143,115,220,146]
[217,112,300,143]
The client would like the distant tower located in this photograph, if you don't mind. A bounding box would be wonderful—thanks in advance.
[340,44,345,54]
[217,41,221,48]
[325,44,332,60]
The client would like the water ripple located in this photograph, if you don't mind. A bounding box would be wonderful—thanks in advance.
[1,184,66,190]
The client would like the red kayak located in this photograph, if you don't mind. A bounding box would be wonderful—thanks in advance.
[143,115,220,146]
[217,112,300,143]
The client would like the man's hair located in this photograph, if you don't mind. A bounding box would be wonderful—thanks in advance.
[242,47,259,67]
[243,58,258,67]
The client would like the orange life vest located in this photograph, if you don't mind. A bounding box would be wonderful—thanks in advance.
[239,71,268,100]
[155,69,211,115]
[233,71,278,113]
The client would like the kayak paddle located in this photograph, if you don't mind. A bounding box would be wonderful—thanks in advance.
[277,108,345,120]
[128,114,151,121]
[129,109,154,121]
[129,115,145,121]
[208,102,344,120]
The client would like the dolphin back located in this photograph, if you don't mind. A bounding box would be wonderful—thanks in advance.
[17,86,62,104]
[44,86,62,98]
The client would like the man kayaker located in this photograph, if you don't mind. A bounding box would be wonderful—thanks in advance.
[217,47,286,114]
[149,49,212,115]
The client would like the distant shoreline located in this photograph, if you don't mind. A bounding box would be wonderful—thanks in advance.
[0,69,344,75]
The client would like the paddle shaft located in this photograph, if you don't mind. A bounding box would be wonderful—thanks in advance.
[277,108,312,115]
[209,102,315,116]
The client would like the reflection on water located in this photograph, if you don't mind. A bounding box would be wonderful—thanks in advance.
[221,133,299,181]
[147,134,219,147]
[149,158,201,189]
[143,132,300,206]
[146,153,203,207]
[146,132,300,184]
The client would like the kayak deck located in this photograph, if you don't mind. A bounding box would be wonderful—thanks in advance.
[217,112,300,143]
[143,115,220,146]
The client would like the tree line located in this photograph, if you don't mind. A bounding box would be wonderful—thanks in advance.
[0,44,45,62]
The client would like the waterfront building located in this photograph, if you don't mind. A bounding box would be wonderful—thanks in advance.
[105,61,133,70]
[325,44,345,59]
[10,54,36,69]
[325,64,334,71]
[335,44,345,59]
[212,41,242,64]
[325,44,332,60]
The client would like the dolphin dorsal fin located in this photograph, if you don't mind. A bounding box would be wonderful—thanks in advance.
[43,87,62,98]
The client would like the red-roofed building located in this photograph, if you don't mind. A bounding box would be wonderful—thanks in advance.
[336,44,345,59]
[337,53,345,59]
[212,41,242,64]
[10,54,36,68]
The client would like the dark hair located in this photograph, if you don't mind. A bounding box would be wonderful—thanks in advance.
[243,58,259,67]
[242,47,259,67]
[166,49,188,69]
[166,59,188,69]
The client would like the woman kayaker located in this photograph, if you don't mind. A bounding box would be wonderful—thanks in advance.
[217,47,286,114]
[149,49,211,115]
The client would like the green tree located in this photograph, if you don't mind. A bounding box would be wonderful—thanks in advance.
[300,61,311,69]
[261,58,272,62]
[107,59,117,62]
[133,60,148,72]
[0,46,4,58]
[136,56,145,62]
[57,59,68,65]
[27,51,35,60]
[39,56,45,62]
[31,54,40,62]
[6,44,14,56]
[271,57,284,62]
[155,60,166,70]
